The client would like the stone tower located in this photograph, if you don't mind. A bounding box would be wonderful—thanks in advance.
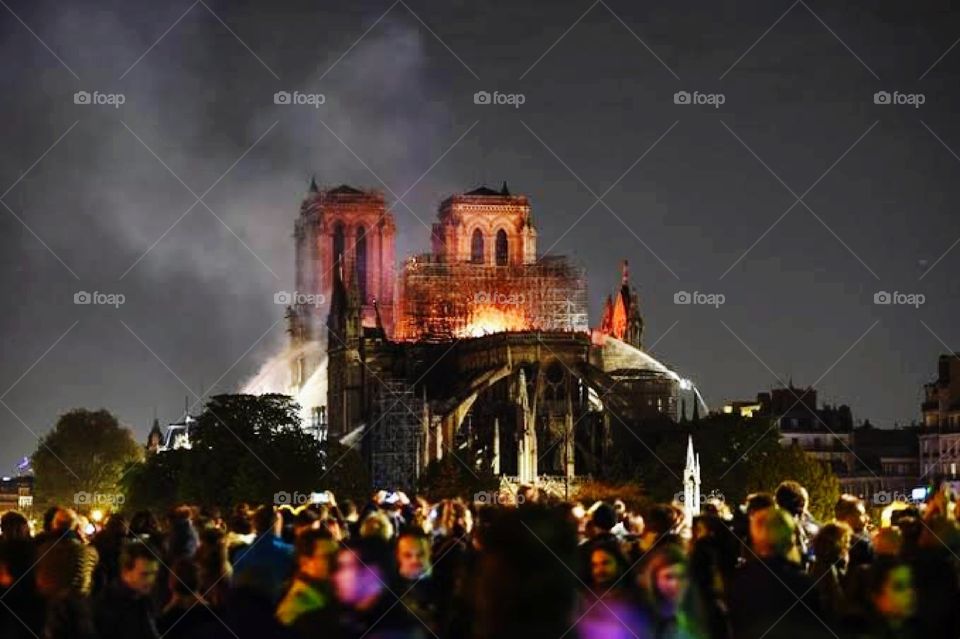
[430,184,537,266]
[290,182,396,390]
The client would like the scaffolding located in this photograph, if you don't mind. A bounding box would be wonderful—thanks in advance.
[396,255,589,341]
[368,380,423,490]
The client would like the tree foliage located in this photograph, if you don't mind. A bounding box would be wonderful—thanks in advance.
[745,443,841,522]
[629,413,840,519]
[125,394,343,511]
[32,408,143,512]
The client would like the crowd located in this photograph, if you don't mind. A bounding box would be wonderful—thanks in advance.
[1,480,960,639]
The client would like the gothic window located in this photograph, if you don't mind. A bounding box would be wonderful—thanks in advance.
[495,229,508,265]
[333,222,345,276]
[471,228,484,263]
[356,225,368,301]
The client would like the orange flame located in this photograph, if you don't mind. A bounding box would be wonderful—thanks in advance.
[459,304,529,337]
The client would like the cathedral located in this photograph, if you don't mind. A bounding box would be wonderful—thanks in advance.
[285,180,706,490]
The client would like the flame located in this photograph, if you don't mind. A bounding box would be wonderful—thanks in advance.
[460,305,529,337]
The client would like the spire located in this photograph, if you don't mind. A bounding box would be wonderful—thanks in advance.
[500,180,510,195]
[621,259,629,286]
[686,435,696,469]
[309,175,319,193]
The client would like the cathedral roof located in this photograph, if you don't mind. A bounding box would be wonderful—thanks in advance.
[463,185,503,196]
[328,184,364,195]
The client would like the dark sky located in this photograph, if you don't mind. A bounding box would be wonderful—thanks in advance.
[2,0,959,474]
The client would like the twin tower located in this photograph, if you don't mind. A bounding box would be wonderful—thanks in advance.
[287,180,584,400]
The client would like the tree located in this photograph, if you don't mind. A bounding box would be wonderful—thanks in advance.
[124,394,366,512]
[745,443,840,522]
[32,408,143,513]
[124,395,306,510]
[635,413,840,520]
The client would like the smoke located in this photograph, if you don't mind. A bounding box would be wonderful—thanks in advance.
[241,340,326,422]
[0,1,455,471]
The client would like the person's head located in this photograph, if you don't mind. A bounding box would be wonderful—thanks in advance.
[868,560,915,624]
[589,540,627,589]
[334,538,393,610]
[359,510,394,542]
[835,494,868,533]
[129,510,160,538]
[873,527,903,558]
[396,529,431,581]
[253,505,282,537]
[642,504,680,545]
[1,511,30,540]
[42,506,59,533]
[295,528,338,582]
[119,541,160,596]
[811,521,852,566]
[750,507,796,560]
[775,481,807,517]
[639,543,688,607]
[745,493,776,519]
[50,508,79,535]
[589,502,617,537]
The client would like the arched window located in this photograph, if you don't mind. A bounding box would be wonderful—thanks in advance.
[471,229,484,263]
[495,229,508,266]
[333,222,345,276]
[355,225,367,301]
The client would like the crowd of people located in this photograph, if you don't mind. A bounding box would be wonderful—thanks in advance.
[1,480,960,639]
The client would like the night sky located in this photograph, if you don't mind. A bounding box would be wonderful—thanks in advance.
[2,0,959,474]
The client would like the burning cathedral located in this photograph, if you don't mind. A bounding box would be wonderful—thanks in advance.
[269,179,706,489]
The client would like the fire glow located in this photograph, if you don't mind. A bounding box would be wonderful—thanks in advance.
[460,304,529,337]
